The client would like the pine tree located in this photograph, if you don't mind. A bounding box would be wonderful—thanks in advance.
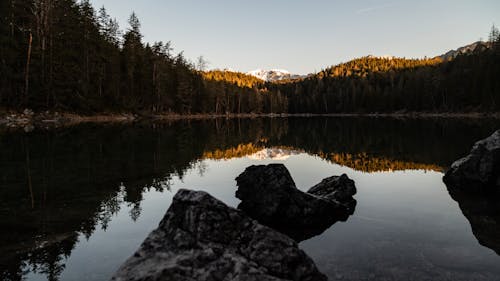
[122,12,144,106]
[488,24,499,44]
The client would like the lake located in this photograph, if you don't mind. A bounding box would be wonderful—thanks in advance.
[1,117,499,281]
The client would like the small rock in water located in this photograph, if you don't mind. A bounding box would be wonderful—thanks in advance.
[235,164,356,241]
[111,189,327,281]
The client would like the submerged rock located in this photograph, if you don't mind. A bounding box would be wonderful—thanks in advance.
[235,164,356,241]
[443,129,500,190]
[111,189,327,281]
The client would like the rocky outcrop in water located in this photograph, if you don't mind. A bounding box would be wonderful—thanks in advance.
[235,164,356,241]
[111,189,327,281]
[307,174,357,208]
[443,129,500,191]
[443,129,500,255]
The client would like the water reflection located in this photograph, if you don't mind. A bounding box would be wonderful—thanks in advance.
[0,117,498,280]
[445,185,500,255]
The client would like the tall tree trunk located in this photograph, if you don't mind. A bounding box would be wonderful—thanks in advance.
[215,96,220,114]
[24,32,33,100]
[238,94,241,114]
[48,35,54,107]
[33,0,53,107]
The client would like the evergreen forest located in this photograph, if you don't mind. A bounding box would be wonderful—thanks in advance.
[1,0,500,114]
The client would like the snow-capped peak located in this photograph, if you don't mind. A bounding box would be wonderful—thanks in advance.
[247,69,303,82]
[366,55,395,60]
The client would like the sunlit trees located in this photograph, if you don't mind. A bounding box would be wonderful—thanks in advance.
[0,4,498,115]
[271,46,500,113]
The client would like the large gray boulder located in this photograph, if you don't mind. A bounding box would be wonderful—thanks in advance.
[235,164,356,241]
[444,129,500,190]
[443,130,500,255]
[111,189,327,281]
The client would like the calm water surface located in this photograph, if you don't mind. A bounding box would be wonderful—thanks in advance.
[1,117,499,281]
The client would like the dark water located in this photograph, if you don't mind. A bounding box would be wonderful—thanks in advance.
[1,117,499,281]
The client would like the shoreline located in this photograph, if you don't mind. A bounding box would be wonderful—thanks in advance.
[1,110,499,131]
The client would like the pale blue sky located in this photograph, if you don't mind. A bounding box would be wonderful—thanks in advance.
[89,0,500,74]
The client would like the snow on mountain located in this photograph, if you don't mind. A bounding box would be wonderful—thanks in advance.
[366,55,396,60]
[439,41,492,61]
[247,69,304,82]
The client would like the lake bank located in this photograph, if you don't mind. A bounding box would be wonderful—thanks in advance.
[1,109,499,131]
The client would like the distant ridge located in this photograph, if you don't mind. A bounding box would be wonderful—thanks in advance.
[247,69,305,82]
[439,41,492,61]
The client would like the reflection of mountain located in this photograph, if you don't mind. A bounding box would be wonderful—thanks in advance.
[203,144,302,161]
[446,187,500,255]
[1,117,498,280]
[247,148,301,160]
[207,146,443,172]
[201,118,499,172]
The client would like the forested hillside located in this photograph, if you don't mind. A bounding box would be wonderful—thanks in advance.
[202,70,288,114]
[272,45,500,113]
[0,0,288,114]
[1,0,499,115]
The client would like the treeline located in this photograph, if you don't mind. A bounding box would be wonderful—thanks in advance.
[270,40,500,113]
[0,0,287,114]
[1,0,499,114]
[202,70,288,113]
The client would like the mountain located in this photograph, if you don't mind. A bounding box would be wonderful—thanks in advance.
[366,55,396,60]
[247,69,304,82]
[439,41,492,61]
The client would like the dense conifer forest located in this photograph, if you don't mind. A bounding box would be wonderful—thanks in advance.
[274,48,500,113]
[1,0,500,114]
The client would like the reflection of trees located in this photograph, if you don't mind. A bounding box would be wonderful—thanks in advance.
[269,117,499,169]
[0,117,498,280]
[99,186,126,231]
[202,143,265,159]
[202,118,498,173]
[312,152,442,172]
[0,119,281,280]
[32,238,73,281]
[1,233,77,281]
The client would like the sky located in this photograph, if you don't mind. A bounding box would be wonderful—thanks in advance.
[89,0,500,74]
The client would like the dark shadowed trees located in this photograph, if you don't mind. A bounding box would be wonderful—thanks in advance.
[0,4,499,115]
